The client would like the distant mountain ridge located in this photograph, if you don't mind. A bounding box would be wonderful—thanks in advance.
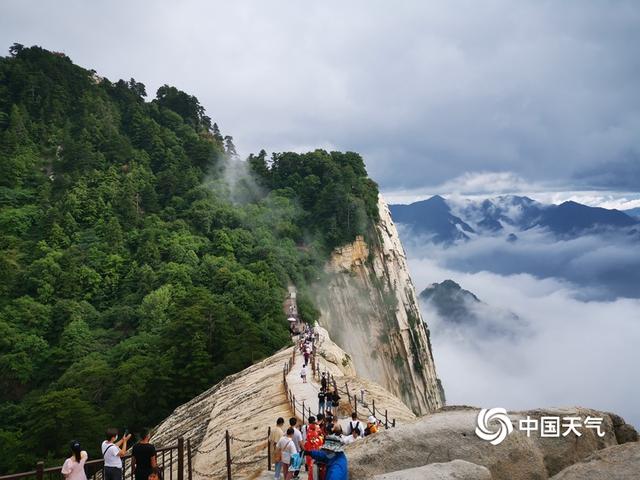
[625,207,640,219]
[390,195,639,244]
[419,279,523,337]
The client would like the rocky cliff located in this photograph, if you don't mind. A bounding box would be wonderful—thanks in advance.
[313,195,444,415]
[151,332,418,479]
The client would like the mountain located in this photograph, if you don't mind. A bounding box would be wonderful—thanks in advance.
[391,195,639,244]
[624,207,640,219]
[0,44,398,470]
[419,279,480,324]
[419,279,522,337]
[389,195,475,243]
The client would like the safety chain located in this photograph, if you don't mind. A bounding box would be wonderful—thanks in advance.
[228,434,264,444]
[230,455,268,467]
[193,435,226,454]
[191,467,223,479]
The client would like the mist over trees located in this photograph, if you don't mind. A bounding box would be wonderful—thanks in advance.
[0,45,379,471]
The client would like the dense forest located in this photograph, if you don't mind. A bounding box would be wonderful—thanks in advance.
[0,44,379,472]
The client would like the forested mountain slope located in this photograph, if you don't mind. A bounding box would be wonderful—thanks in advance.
[0,45,379,472]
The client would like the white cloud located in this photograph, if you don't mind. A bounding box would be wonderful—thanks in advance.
[409,255,640,428]
[382,171,640,210]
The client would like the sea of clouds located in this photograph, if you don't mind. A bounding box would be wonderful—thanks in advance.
[402,232,640,428]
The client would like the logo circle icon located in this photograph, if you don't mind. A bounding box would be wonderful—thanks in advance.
[475,408,514,445]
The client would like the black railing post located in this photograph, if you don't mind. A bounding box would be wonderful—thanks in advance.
[36,461,44,480]
[373,399,376,417]
[177,437,184,480]
[187,439,193,480]
[302,401,305,424]
[385,410,388,429]
[393,418,396,428]
[225,430,232,480]
[267,427,272,471]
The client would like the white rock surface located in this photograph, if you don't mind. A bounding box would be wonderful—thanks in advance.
[315,195,444,415]
[550,442,640,480]
[372,460,492,480]
[347,405,637,480]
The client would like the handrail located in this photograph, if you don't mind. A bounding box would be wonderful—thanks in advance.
[1,439,188,480]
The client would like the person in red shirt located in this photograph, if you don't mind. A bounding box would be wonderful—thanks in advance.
[303,423,323,480]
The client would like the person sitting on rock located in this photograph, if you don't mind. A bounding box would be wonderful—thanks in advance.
[341,426,361,445]
[304,435,348,480]
[364,416,378,436]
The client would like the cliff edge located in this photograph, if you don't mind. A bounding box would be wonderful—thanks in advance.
[314,195,444,414]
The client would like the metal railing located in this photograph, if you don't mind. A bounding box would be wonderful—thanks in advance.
[0,439,189,480]
[286,325,397,430]
[189,430,270,480]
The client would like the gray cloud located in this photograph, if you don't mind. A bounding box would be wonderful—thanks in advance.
[402,227,640,300]
[2,1,639,190]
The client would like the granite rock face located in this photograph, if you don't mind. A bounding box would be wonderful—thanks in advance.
[372,460,492,480]
[346,406,638,480]
[550,442,640,480]
[314,195,444,415]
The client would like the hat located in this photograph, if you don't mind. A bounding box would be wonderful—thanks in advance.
[321,435,344,452]
[368,415,377,424]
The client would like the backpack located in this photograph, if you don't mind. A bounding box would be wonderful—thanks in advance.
[349,421,360,435]
[289,452,304,472]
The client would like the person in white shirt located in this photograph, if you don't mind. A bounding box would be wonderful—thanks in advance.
[288,418,303,452]
[341,426,361,445]
[347,413,363,437]
[61,441,88,480]
[275,428,297,480]
[101,428,131,480]
[300,365,307,383]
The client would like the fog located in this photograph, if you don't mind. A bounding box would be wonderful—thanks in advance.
[404,239,640,428]
[402,227,640,300]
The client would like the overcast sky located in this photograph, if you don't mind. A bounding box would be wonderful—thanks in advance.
[2,0,639,195]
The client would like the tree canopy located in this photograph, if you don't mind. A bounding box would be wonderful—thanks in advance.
[0,44,379,472]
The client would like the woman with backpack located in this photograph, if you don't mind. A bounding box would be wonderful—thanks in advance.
[276,428,298,480]
[61,441,88,480]
[347,413,362,438]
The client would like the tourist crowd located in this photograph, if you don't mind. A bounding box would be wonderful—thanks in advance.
[60,429,159,480]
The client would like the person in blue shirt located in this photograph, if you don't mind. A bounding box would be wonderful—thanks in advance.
[305,435,348,480]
